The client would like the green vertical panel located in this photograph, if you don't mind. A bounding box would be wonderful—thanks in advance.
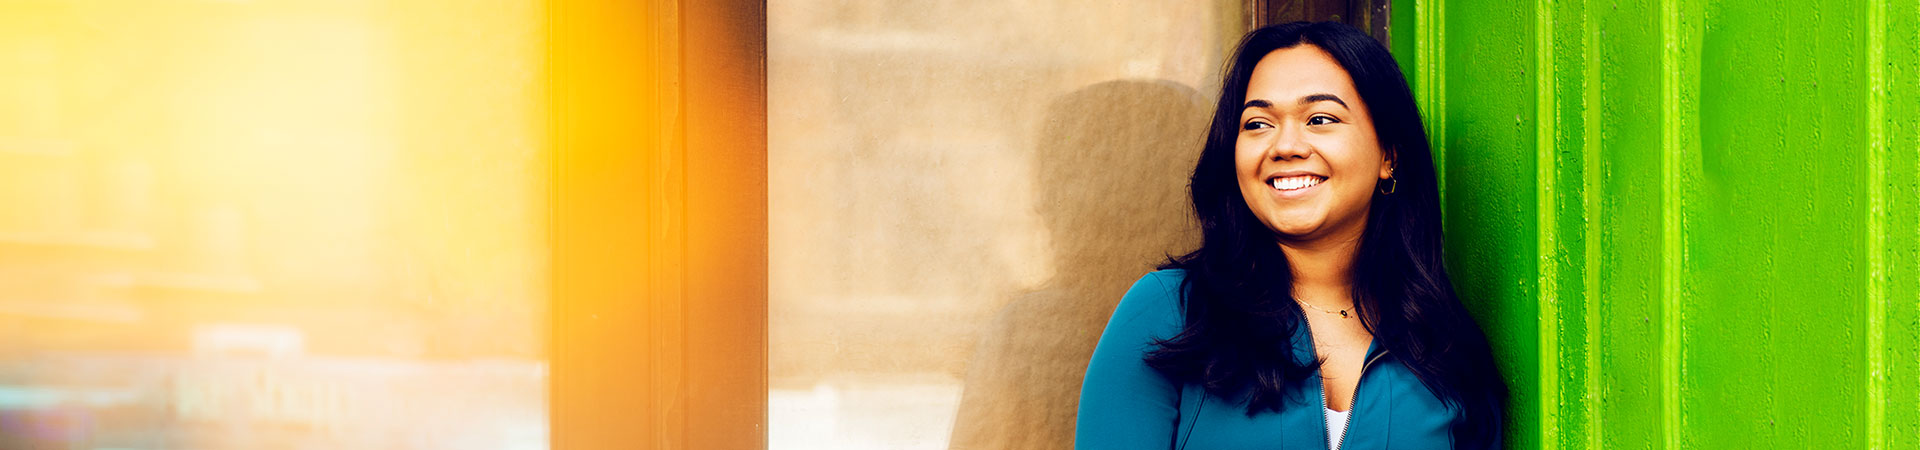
[1535,0,1607,448]
[1866,0,1911,448]
[1390,0,1418,81]
[1533,0,1563,447]
[1593,0,1668,447]
[1393,0,1920,447]
[1546,0,1596,448]
[1414,0,1449,207]
[1570,0,1607,447]
[1882,2,1920,448]
[1864,0,1887,443]
[1436,1,1539,449]
[1658,0,1703,448]
[1694,0,1866,447]
[1689,0,1784,446]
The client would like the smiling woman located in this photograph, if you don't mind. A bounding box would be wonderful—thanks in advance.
[1075,22,1505,450]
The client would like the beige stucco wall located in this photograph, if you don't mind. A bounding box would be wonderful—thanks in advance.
[769,2,1245,448]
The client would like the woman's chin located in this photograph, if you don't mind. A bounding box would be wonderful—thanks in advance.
[1261,217,1326,240]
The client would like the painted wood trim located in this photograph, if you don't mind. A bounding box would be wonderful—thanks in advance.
[1866,0,1889,449]
[1578,0,1604,446]
[1656,0,1698,446]
[1532,1,1560,448]
[1412,0,1445,210]
[1658,0,1680,445]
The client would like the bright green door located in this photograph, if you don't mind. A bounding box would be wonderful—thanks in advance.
[1388,0,1920,448]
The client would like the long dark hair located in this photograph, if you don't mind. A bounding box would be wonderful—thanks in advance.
[1144,21,1507,448]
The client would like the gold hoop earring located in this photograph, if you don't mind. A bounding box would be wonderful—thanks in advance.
[1378,177,1396,195]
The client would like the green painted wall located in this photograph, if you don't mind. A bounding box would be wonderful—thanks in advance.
[1387,0,1920,448]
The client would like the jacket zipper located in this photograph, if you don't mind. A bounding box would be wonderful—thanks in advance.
[1327,349,1387,449]
[1303,316,1388,450]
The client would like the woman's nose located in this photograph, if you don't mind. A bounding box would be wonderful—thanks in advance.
[1268,124,1311,161]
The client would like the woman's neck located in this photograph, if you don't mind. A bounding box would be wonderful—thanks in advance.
[1277,226,1364,306]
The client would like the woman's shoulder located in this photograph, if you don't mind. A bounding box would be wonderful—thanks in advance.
[1108,269,1190,331]
[1125,268,1187,302]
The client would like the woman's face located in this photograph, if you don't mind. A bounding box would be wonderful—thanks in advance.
[1234,44,1392,244]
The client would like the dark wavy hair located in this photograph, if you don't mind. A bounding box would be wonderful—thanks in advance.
[1143,21,1507,448]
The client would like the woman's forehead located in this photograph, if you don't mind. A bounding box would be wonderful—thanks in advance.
[1245,46,1358,100]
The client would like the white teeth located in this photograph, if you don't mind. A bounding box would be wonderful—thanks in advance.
[1270,175,1323,191]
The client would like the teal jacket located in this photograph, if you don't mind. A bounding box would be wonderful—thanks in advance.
[1075,269,1489,449]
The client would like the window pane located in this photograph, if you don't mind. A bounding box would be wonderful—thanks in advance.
[0,2,547,449]
[769,2,1242,449]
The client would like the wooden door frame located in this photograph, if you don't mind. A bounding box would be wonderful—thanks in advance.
[1246,0,1393,44]
[548,0,767,448]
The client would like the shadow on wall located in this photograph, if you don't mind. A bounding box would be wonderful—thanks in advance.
[947,79,1209,450]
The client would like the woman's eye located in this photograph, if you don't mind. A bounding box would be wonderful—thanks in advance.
[1308,115,1341,126]
[1242,120,1272,131]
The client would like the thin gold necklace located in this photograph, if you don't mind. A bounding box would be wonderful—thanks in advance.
[1295,297,1353,319]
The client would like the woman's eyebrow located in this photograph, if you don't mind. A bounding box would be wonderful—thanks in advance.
[1243,94,1348,111]
[1300,93,1347,108]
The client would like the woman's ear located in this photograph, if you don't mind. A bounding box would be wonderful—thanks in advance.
[1379,147,1397,180]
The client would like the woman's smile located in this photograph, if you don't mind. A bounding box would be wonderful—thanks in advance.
[1267,173,1328,199]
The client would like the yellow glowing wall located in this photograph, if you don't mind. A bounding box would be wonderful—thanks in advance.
[0,1,547,448]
